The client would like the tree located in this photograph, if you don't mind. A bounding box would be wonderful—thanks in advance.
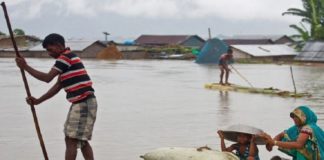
[13,28,25,36]
[283,0,324,45]
[290,23,311,50]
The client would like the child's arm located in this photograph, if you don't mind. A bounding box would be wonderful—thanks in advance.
[248,136,258,159]
[217,130,235,152]
[274,132,284,141]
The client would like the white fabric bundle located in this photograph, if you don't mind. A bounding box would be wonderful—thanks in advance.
[141,147,239,160]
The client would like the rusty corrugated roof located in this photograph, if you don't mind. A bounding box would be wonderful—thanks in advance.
[135,35,198,45]
[223,39,274,45]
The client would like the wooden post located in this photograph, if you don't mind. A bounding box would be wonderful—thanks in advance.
[290,66,297,94]
[1,2,49,160]
[208,28,211,40]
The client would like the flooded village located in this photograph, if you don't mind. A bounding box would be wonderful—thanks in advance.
[0,1,324,160]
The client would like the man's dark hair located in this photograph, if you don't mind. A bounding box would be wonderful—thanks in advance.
[227,48,233,54]
[42,33,65,48]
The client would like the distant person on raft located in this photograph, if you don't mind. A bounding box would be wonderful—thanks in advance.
[218,48,233,85]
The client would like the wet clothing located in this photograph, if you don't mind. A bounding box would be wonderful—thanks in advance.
[233,143,260,160]
[64,95,97,141]
[279,106,324,160]
[54,49,97,143]
[53,49,94,103]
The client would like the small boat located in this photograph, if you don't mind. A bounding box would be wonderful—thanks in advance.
[204,83,311,98]
[140,147,239,160]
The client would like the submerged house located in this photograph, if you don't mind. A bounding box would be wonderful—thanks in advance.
[295,41,324,62]
[0,35,41,57]
[231,44,297,62]
[135,35,205,48]
[0,35,41,49]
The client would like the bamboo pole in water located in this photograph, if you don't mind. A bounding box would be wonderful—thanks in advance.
[1,2,49,160]
[290,66,297,94]
[230,65,254,88]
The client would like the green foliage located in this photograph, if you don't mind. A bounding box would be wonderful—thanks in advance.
[144,45,194,55]
[13,28,25,36]
[283,0,324,49]
[289,23,310,51]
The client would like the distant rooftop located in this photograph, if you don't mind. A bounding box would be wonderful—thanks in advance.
[295,41,324,62]
[232,44,297,57]
[135,35,205,46]
[222,35,293,45]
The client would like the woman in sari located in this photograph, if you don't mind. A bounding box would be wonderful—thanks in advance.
[261,106,324,160]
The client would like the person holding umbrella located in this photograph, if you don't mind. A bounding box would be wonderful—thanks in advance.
[217,126,261,160]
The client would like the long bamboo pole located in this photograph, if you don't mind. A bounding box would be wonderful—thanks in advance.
[1,2,49,160]
[230,64,254,88]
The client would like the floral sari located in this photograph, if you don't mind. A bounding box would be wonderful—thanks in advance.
[279,106,324,160]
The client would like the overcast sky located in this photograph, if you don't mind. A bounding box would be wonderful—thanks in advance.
[0,0,303,42]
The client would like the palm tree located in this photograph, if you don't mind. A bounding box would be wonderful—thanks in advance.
[283,0,324,41]
[289,23,310,50]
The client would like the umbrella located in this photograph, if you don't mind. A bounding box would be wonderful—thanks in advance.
[221,124,266,145]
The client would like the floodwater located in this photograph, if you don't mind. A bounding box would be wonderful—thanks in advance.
[0,58,323,160]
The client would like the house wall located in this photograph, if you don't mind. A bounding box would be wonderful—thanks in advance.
[116,45,140,51]
[79,43,106,58]
[121,51,149,59]
[0,50,49,58]
[0,51,16,57]
[232,49,252,59]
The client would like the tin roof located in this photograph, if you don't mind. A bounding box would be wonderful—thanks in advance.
[224,39,273,45]
[232,44,297,57]
[135,35,204,45]
[295,41,324,61]
[301,41,324,52]
[222,35,293,45]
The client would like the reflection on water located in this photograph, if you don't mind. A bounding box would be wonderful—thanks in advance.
[0,58,323,160]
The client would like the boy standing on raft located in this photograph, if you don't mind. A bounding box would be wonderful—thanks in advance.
[15,33,97,160]
[219,48,233,85]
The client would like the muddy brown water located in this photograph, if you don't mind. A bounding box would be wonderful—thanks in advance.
[0,58,323,159]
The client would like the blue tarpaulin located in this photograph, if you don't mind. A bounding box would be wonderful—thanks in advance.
[195,38,229,64]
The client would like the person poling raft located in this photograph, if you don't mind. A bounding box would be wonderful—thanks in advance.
[212,46,311,98]
[218,48,234,85]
